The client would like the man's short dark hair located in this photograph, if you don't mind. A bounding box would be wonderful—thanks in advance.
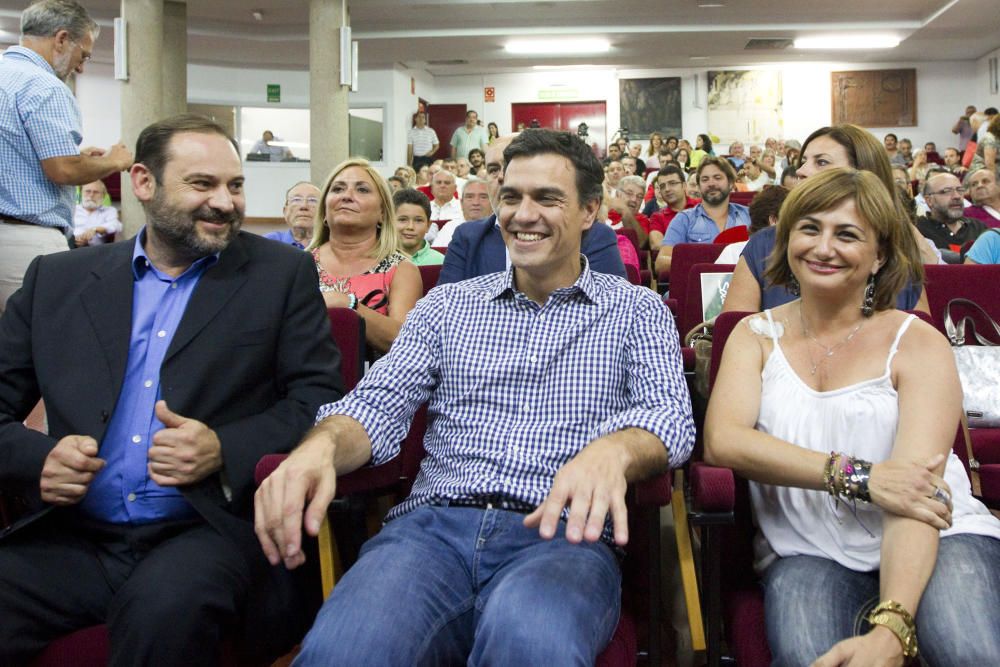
[503,129,604,207]
[656,164,686,184]
[468,148,485,161]
[393,187,431,219]
[135,114,239,183]
[985,107,999,116]
[748,185,789,234]
[21,0,98,41]
[884,132,898,142]
[696,156,737,186]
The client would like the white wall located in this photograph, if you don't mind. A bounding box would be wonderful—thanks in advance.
[74,62,123,149]
[976,47,1000,112]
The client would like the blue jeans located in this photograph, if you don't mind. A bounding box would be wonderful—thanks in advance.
[763,533,1000,666]
[294,505,622,666]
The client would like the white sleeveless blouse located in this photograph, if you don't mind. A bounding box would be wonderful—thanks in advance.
[751,310,1000,573]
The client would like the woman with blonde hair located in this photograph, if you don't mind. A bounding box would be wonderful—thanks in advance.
[707,167,1000,667]
[308,158,421,352]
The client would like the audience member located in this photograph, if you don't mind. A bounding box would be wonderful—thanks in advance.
[978,107,999,142]
[393,188,443,266]
[0,113,341,666]
[666,136,680,154]
[645,132,664,168]
[706,167,1000,667]
[963,168,1000,227]
[394,165,416,188]
[307,158,421,353]
[916,170,986,263]
[924,141,937,155]
[952,105,977,151]
[758,148,778,180]
[686,171,701,199]
[427,169,464,242]
[255,129,695,665]
[438,136,626,283]
[605,142,624,165]
[781,140,801,171]
[250,130,292,161]
[908,149,932,186]
[898,138,914,167]
[455,157,472,179]
[675,147,691,172]
[884,133,906,167]
[415,164,431,187]
[941,146,967,179]
[724,124,928,313]
[727,141,746,169]
[603,160,626,199]
[486,122,500,145]
[72,180,121,246]
[655,157,750,274]
[780,165,799,189]
[968,114,999,176]
[433,177,490,248]
[691,134,712,168]
[605,174,651,250]
[387,175,405,193]
[450,110,488,160]
[468,147,485,172]
[891,166,912,197]
[264,181,320,250]
[0,0,133,315]
[716,185,788,263]
[648,165,699,248]
[737,158,771,191]
[407,111,440,171]
[621,156,639,176]
[628,144,647,174]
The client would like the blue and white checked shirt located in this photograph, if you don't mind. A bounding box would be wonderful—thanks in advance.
[317,258,695,528]
[0,46,83,230]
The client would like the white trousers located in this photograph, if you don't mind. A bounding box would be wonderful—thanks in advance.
[0,222,69,316]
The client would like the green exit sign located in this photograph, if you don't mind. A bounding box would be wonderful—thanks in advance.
[267,84,280,103]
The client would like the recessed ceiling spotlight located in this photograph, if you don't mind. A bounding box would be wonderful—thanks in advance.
[505,39,610,55]
[252,10,264,22]
[794,35,900,49]
[698,3,726,7]
[689,56,710,60]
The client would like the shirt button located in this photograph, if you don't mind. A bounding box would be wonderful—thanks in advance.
[530,355,538,363]
[127,493,137,502]
[143,380,153,388]
[132,434,142,443]
[157,330,166,338]
[170,283,178,289]
[522,403,529,412]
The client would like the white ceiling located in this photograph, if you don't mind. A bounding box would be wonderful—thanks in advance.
[0,0,998,75]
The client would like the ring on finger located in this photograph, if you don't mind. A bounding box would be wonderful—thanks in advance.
[932,485,951,506]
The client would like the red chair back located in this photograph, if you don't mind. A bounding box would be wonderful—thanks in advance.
[923,264,1000,336]
[680,263,735,336]
[728,191,755,207]
[327,308,367,391]
[663,242,725,303]
[712,225,749,245]
[417,264,442,297]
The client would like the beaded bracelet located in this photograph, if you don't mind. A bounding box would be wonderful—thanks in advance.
[822,453,873,503]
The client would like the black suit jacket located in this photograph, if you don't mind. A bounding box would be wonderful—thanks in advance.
[437,214,627,285]
[0,232,342,559]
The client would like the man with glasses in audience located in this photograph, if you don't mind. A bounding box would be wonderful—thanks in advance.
[265,182,320,249]
[0,0,133,315]
[647,165,699,248]
[916,170,986,263]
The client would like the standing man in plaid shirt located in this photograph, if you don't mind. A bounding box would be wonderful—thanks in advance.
[0,0,133,315]
[256,129,695,664]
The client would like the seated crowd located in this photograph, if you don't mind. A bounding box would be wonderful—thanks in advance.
[1,4,998,663]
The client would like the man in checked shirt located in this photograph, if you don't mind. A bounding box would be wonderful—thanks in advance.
[256,129,695,665]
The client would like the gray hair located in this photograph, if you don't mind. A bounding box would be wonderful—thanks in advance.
[619,175,647,191]
[21,0,99,41]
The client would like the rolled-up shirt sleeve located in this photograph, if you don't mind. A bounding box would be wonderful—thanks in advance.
[591,292,695,468]
[315,291,444,465]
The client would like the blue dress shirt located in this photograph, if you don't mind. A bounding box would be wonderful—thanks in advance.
[661,202,750,246]
[264,229,305,250]
[79,231,218,524]
[0,46,83,229]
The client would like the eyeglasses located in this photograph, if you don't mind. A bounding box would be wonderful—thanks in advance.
[288,196,320,206]
[657,180,684,188]
[71,40,91,63]
[927,186,965,197]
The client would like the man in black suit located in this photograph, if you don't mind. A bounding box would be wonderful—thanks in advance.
[438,135,627,285]
[0,114,341,666]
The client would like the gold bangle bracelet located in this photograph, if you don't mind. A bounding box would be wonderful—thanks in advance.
[870,600,917,628]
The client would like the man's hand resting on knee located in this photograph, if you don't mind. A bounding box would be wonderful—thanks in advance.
[40,435,105,505]
[523,428,668,547]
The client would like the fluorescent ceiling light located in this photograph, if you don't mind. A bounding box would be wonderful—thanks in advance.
[505,39,609,55]
[532,64,602,70]
[794,35,900,49]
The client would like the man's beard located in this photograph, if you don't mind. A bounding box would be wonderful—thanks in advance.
[701,184,731,206]
[81,199,101,211]
[52,49,73,81]
[147,188,242,260]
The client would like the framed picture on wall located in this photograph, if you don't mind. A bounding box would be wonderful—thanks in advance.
[831,69,917,127]
[618,77,682,139]
[706,70,783,145]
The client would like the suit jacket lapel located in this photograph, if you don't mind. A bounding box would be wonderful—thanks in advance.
[80,241,135,396]
[164,235,249,363]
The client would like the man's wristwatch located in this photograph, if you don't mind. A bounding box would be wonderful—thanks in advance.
[867,601,918,659]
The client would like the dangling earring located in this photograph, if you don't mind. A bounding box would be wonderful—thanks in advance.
[861,274,876,317]
[789,275,801,297]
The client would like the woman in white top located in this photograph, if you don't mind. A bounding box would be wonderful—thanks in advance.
[706,168,1000,667]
